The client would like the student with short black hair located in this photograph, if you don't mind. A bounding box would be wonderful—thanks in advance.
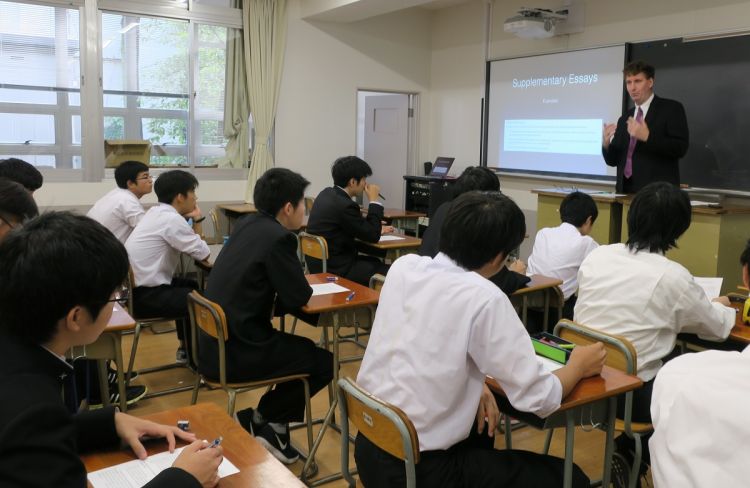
[356,191,606,488]
[0,212,221,488]
[574,182,734,481]
[125,170,210,364]
[419,166,530,295]
[0,177,38,242]
[527,191,599,319]
[200,168,333,464]
[88,161,153,243]
[0,157,43,193]
[307,155,393,285]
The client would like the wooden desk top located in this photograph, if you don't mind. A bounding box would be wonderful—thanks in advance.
[360,207,427,219]
[531,188,622,203]
[360,233,422,250]
[302,273,380,314]
[217,203,257,214]
[82,403,303,487]
[512,274,563,296]
[486,365,642,413]
[106,304,136,332]
[729,300,750,343]
[616,195,750,215]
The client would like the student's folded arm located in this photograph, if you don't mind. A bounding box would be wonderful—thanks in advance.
[340,202,383,243]
[468,298,562,419]
[164,217,210,261]
[673,278,735,341]
[268,233,313,309]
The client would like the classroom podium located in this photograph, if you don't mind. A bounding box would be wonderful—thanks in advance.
[531,189,622,245]
[618,196,750,294]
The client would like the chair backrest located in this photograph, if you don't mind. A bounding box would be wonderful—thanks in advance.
[338,377,420,478]
[369,273,386,292]
[299,232,329,273]
[208,208,222,244]
[553,319,637,375]
[187,291,230,383]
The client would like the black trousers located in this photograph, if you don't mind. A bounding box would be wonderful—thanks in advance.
[344,256,390,286]
[234,332,333,424]
[354,427,589,488]
[132,277,198,342]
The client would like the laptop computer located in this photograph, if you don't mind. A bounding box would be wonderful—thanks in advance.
[429,156,455,178]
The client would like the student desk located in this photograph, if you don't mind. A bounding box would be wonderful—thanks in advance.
[532,189,623,245]
[487,366,642,488]
[69,305,135,412]
[680,298,750,348]
[619,196,750,294]
[357,232,422,261]
[511,274,564,330]
[81,402,304,487]
[300,273,380,485]
[216,202,257,234]
[375,208,426,237]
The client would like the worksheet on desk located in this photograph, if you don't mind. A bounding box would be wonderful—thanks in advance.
[88,447,239,488]
[694,277,723,300]
[310,283,350,296]
[379,235,405,242]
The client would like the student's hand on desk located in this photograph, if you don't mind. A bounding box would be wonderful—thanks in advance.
[381,225,395,234]
[114,412,197,460]
[568,342,607,378]
[713,296,732,307]
[475,384,500,437]
[173,439,223,487]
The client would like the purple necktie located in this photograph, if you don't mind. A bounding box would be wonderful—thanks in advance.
[624,107,643,179]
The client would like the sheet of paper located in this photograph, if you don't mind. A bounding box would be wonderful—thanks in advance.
[379,235,405,242]
[694,277,723,300]
[690,200,720,207]
[88,447,239,488]
[310,283,350,296]
[537,355,564,373]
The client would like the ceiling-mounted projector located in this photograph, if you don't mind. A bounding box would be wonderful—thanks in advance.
[504,7,569,39]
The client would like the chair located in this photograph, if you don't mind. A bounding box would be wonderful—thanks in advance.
[338,377,420,488]
[368,273,386,292]
[187,290,315,463]
[551,319,652,488]
[304,196,315,215]
[125,268,188,394]
[299,231,329,273]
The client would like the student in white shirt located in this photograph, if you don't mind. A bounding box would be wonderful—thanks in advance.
[574,182,734,483]
[527,191,599,321]
[649,240,750,488]
[355,191,607,488]
[125,170,210,364]
[87,161,152,243]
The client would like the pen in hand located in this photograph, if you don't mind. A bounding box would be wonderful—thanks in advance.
[378,192,386,201]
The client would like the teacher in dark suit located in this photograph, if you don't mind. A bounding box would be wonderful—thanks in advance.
[307,156,394,285]
[602,61,689,194]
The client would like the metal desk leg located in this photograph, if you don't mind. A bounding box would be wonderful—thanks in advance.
[564,412,575,488]
[601,397,616,488]
[96,359,110,409]
[543,289,551,331]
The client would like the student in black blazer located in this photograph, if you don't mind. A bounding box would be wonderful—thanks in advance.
[0,212,220,488]
[200,168,333,465]
[307,156,393,285]
[603,61,689,194]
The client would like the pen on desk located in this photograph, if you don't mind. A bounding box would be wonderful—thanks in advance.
[346,291,356,302]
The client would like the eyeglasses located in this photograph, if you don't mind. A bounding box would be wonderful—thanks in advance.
[136,174,153,181]
[108,287,129,306]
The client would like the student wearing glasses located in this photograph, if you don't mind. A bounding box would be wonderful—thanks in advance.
[88,161,153,243]
[0,212,222,488]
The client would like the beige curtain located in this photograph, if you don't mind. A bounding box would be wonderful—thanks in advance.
[220,18,249,169]
[242,0,288,202]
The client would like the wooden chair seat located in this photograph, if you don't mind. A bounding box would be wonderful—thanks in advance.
[201,373,310,390]
[615,419,653,434]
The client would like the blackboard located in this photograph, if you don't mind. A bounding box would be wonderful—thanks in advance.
[629,36,750,192]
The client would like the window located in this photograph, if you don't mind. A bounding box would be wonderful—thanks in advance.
[0,0,245,178]
[0,1,82,168]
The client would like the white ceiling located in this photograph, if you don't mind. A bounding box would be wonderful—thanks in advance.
[301,0,475,23]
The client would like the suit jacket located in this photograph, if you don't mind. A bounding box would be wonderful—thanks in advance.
[200,212,313,382]
[306,186,384,276]
[0,335,198,487]
[602,95,689,193]
[418,201,530,295]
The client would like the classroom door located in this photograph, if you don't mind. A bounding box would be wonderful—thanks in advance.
[362,93,410,208]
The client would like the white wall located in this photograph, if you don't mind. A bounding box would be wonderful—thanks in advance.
[275,0,433,196]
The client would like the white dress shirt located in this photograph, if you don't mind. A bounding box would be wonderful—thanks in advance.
[125,204,210,287]
[574,243,734,381]
[357,253,562,452]
[634,92,654,119]
[86,188,145,243]
[650,346,750,488]
[527,222,598,299]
